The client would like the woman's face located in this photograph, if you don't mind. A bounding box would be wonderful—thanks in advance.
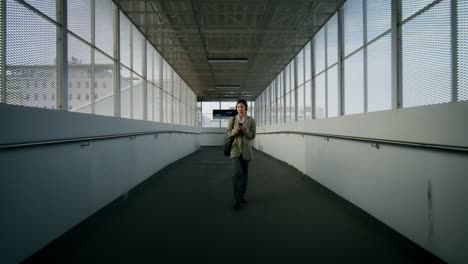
[236,103,246,115]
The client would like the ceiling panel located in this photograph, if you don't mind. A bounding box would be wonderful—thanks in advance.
[117,0,345,100]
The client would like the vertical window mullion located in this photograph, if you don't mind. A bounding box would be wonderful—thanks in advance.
[129,26,133,119]
[58,0,68,111]
[143,40,147,120]
[325,25,328,118]
[1,0,5,103]
[338,7,344,116]
[392,0,402,109]
[91,0,95,114]
[311,35,316,119]
[113,4,120,117]
[451,0,458,102]
[363,0,368,113]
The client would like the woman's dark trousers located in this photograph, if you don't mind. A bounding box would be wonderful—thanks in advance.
[232,155,249,203]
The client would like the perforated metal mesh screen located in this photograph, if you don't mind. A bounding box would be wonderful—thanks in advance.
[68,0,91,43]
[119,12,131,68]
[153,51,162,88]
[305,81,311,120]
[402,0,436,21]
[95,0,114,57]
[290,89,296,121]
[313,28,325,74]
[154,86,161,122]
[271,94,277,124]
[146,42,153,84]
[459,1,468,101]
[297,84,304,121]
[133,71,143,120]
[277,96,283,123]
[344,50,364,115]
[327,14,338,66]
[368,33,392,112]
[163,60,171,93]
[402,0,451,108]
[68,34,91,113]
[120,65,131,118]
[315,73,325,119]
[297,50,304,86]
[6,0,57,109]
[305,42,311,82]
[289,62,295,96]
[367,0,391,41]
[94,50,114,117]
[169,95,174,123]
[133,28,144,76]
[146,81,153,121]
[327,65,339,117]
[174,74,180,100]
[0,0,4,103]
[277,74,283,100]
[174,98,179,124]
[163,90,168,123]
[24,0,56,21]
[343,0,363,56]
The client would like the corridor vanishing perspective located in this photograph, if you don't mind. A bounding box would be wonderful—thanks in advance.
[1,0,467,264]
[24,148,444,264]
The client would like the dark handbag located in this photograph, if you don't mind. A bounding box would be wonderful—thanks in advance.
[223,117,235,156]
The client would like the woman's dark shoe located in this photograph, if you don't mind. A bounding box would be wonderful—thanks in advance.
[233,202,240,210]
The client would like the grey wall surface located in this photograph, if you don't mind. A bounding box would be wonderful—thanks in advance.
[254,101,468,264]
[0,103,200,264]
[200,128,226,146]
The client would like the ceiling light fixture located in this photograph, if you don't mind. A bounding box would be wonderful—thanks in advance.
[216,85,240,89]
[208,58,248,63]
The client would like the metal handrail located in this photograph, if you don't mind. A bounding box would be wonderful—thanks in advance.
[200,132,226,134]
[256,131,468,153]
[0,130,200,150]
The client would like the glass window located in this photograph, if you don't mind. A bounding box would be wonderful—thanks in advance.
[95,0,114,57]
[132,27,144,76]
[5,0,57,109]
[95,50,114,117]
[368,33,392,112]
[68,34,91,114]
[402,0,451,108]
[119,12,131,68]
[344,50,364,115]
[120,65,131,119]
[367,0,391,41]
[202,101,220,127]
[305,81,312,120]
[327,65,339,117]
[327,14,338,66]
[314,28,326,74]
[305,42,311,82]
[402,0,436,21]
[297,84,304,121]
[68,0,91,43]
[315,73,326,119]
[343,0,363,56]
[297,50,304,86]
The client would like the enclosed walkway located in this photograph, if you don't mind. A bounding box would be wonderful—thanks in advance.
[25,147,444,264]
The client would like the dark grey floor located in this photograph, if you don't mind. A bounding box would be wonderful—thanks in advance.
[24,147,445,264]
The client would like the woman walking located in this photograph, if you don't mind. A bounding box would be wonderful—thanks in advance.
[226,99,256,210]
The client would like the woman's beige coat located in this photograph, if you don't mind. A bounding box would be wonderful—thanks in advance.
[226,115,256,160]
